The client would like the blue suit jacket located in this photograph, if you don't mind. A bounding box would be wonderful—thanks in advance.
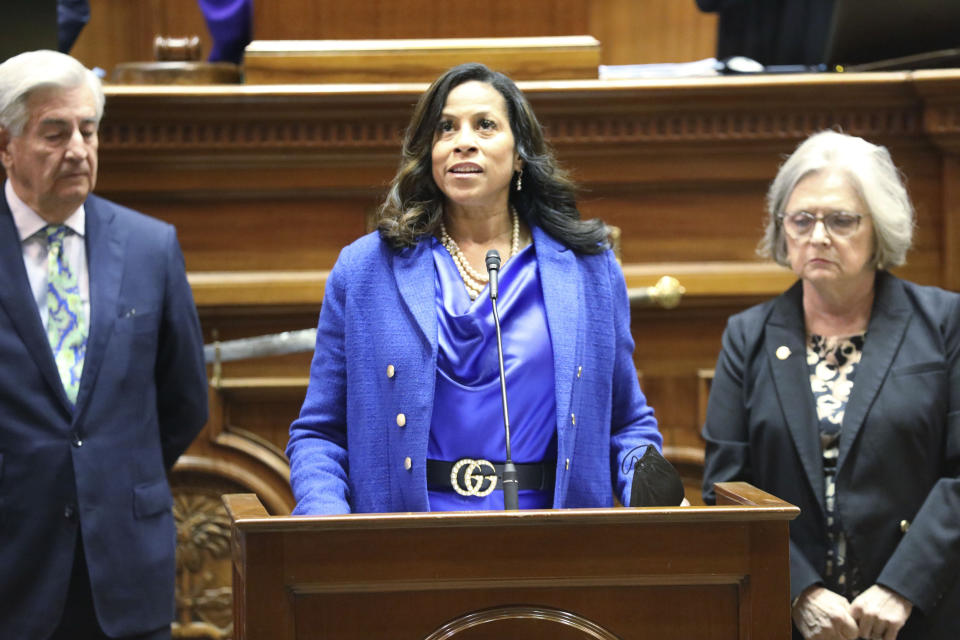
[287,226,661,514]
[702,272,960,639]
[0,193,208,638]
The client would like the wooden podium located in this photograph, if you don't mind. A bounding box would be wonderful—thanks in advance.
[224,483,798,639]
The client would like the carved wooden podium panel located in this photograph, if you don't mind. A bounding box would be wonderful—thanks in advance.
[224,483,798,639]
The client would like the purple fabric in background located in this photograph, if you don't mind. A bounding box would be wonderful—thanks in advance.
[198,0,252,64]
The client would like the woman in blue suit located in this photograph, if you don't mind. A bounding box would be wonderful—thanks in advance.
[287,63,663,515]
[702,131,959,640]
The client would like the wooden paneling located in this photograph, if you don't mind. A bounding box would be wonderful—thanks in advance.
[914,69,960,290]
[253,1,591,41]
[68,0,716,76]
[96,72,959,289]
[589,0,717,64]
[243,36,601,84]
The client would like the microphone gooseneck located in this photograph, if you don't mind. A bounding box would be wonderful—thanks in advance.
[485,249,518,510]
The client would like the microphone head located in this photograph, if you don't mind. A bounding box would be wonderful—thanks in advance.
[485,249,501,271]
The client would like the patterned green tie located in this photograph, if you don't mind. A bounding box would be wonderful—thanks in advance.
[46,225,86,404]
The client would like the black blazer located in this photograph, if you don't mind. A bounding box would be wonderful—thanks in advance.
[702,271,960,639]
[0,194,208,638]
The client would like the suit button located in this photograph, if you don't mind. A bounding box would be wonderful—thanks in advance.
[64,504,77,521]
[396,413,406,427]
[565,458,570,471]
[387,364,395,378]
[577,366,582,378]
[403,457,412,471]
[571,413,576,425]
[900,519,910,533]
[71,431,82,447]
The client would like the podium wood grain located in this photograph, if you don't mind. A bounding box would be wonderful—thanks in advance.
[224,483,798,639]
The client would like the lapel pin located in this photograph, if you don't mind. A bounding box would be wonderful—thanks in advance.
[776,346,791,360]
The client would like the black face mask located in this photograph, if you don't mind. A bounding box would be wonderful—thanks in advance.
[629,446,685,507]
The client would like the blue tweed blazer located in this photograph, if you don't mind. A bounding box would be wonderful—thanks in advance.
[287,225,662,514]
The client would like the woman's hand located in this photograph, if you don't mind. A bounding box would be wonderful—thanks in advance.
[849,584,912,640]
[792,585,859,640]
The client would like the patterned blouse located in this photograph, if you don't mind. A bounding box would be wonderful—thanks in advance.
[807,332,866,599]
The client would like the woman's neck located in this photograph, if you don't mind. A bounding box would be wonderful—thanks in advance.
[443,204,513,246]
[802,274,875,336]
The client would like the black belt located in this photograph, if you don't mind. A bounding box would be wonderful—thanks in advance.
[426,458,555,496]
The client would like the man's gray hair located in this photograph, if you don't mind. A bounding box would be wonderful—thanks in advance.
[0,49,105,136]
[759,130,914,270]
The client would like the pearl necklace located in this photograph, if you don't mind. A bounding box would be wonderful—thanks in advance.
[439,208,520,300]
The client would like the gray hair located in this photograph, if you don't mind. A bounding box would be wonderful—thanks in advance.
[759,130,914,270]
[0,50,105,136]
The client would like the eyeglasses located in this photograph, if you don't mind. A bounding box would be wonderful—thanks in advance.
[780,211,863,239]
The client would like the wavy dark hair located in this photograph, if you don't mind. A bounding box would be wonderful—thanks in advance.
[377,62,607,254]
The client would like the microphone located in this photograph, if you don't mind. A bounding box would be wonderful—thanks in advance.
[486,249,518,510]
[485,250,500,299]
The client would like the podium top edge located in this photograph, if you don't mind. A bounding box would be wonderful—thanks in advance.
[227,504,800,533]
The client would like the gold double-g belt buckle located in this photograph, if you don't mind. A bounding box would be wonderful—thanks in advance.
[450,458,498,497]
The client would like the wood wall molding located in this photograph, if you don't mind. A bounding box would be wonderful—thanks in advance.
[538,105,920,146]
[186,263,796,309]
[913,70,960,154]
[99,72,958,164]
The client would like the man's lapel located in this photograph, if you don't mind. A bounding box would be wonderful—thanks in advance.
[0,197,75,410]
[75,196,125,412]
[837,272,911,470]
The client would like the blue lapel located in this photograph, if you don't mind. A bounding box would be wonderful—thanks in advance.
[766,281,826,515]
[836,272,911,471]
[391,239,438,354]
[74,196,125,416]
[396,227,579,430]
[0,197,72,412]
[391,228,578,459]
[533,227,578,434]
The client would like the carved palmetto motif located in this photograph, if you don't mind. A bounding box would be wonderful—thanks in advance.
[171,480,238,639]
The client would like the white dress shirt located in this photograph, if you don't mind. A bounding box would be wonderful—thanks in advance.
[6,179,91,336]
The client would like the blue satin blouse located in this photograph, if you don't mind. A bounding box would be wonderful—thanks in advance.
[428,238,557,510]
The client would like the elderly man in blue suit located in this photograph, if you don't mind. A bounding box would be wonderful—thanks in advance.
[0,50,208,639]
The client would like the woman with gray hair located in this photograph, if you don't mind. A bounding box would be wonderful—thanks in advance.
[702,130,959,640]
